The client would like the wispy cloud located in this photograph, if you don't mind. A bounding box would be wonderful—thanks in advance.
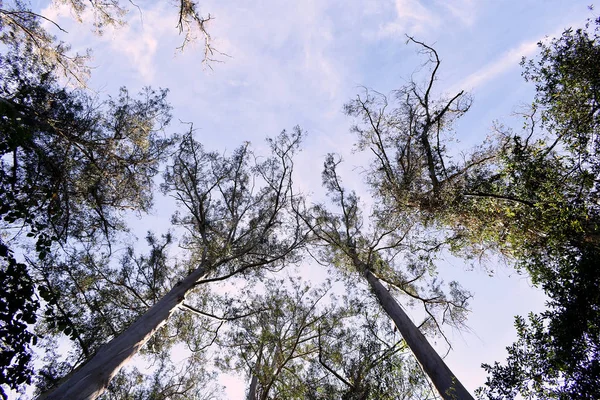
[455,40,539,91]
[42,2,174,82]
[376,0,478,38]
[441,0,477,27]
[454,23,576,93]
[379,0,440,36]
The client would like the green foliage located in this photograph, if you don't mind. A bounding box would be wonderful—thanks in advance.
[0,20,173,394]
[215,276,432,400]
[101,352,220,400]
[476,15,600,400]
[522,16,600,162]
[0,38,173,243]
[217,277,334,400]
[312,296,434,400]
[0,242,37,398]
[478,244,600,399]
[33,233,177,389]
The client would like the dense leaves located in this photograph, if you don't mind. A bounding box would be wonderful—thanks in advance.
[0,20,173,394]
[0,242,37,395]
[9,2,600,398]
[476,16,600,400]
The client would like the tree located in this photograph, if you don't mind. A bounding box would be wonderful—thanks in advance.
[101,354,219,400]
[40,128,305,399]
[342,37,499,267]
[0,1,223,393]
[32,233,218,398]
[324,37,491,399]
[216,274,433,400]
[340,29,599,398]
[0,33,173,397]
[300,153,473,400]
[217,276,334,400]
[344,38,487,220]
[313,290,435,399]
[1,4,479,400]
[473,16,600,399]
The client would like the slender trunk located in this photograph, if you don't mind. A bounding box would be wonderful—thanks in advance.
[364,270,474,400]
[247,343,263,400]
[39,264,208,400]
[247,374,259,400]
[259,342,281,400]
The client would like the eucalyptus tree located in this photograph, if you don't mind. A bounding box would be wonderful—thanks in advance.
[100,349,220,400]
[295,38,480,399]
[32,233,220,398]
[0,2,223,393]
[471,17,600,399]
[0,33,173,396]
[344,38,490,221]
[344,28,600,398]
[312,291,435,400]
[217,273,433,400]
[301,153,472,400]
[216,276,334,400]
[41,128,306,400]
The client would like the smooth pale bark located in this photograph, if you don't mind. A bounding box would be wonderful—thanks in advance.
[365,270,474,400]
[247,343,262,400]
[40,264,208,400]
[247,374,258,400]
[248,374,258,400]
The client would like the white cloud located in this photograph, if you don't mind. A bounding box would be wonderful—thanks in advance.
[376,0,478,38]
[41,2,174,83]
[454,23,575,93]
[455,40,539,91]
[379,0,440,37]
[441,0,477,27]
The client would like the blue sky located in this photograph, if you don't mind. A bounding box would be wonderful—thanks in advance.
[33,0,597,397]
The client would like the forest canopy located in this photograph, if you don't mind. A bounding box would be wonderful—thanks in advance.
[1,1,599,399]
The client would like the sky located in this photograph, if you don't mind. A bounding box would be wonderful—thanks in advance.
[24,0,598,398]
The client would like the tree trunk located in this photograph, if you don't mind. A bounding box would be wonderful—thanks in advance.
[39,264,208,400]
[365,270,474,400]
[247,374,258,400]
[247,343,263,400]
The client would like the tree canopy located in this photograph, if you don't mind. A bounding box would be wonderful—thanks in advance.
[476,16,600,400]
[3,2,600,400]
[0,29,172,396]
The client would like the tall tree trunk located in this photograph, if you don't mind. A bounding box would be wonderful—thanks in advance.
[365,270,474,400]
[247,374,259,400]
[39,265,208,400]
[247,343,263,400]
[259,342,282,400]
